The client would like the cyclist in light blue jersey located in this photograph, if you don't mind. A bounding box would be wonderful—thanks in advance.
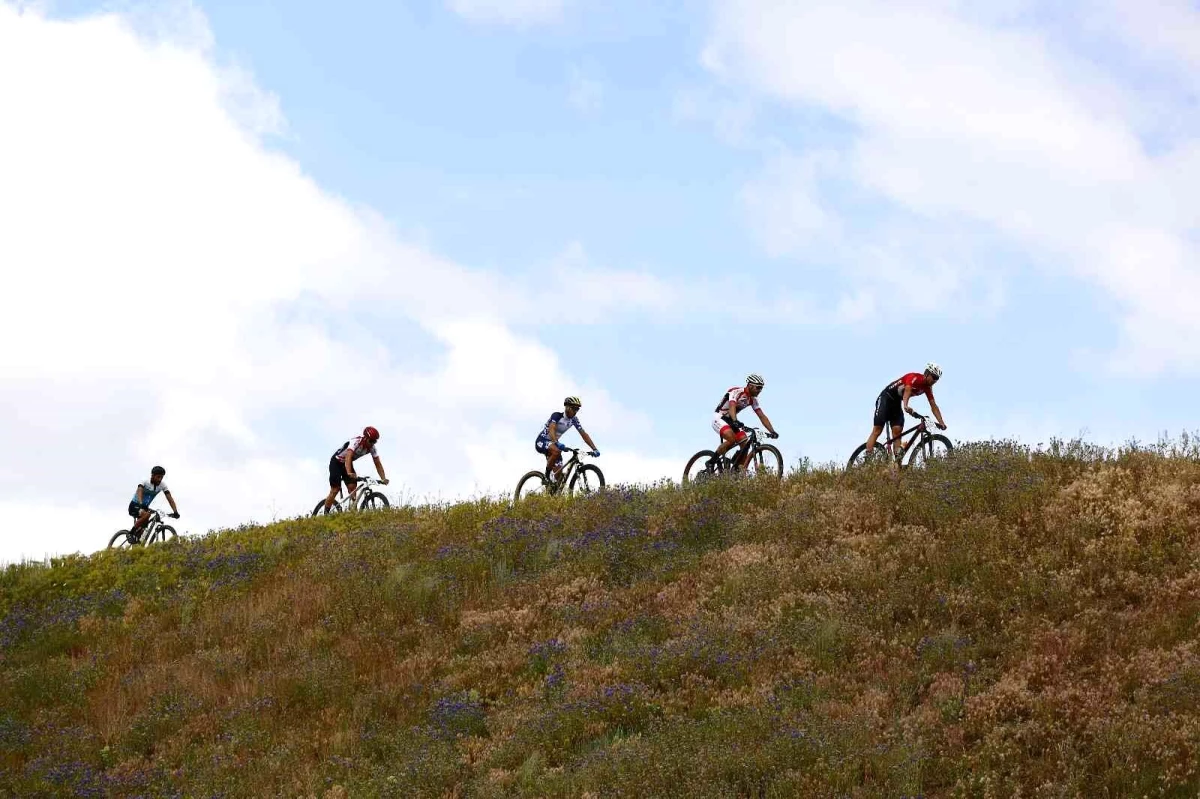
[127,465,180,542]
[536,396,599,479]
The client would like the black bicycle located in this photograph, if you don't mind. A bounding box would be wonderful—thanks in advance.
[515,447,605,500]
[683,426,783,484]
[108,509,178,549]
[846,411,952,469]
[312,475,390,516]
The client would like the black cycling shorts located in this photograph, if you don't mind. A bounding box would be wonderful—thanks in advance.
[328,455,360,489]
[873,389,904,428]
[127,501,148,519]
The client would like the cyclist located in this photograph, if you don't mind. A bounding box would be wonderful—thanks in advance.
[864,362,948,462]
[537,397,599,480]
[323,426,390,513]
[128,465,179,542]
[712,374,780,468]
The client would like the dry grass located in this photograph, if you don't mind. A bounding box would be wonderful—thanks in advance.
[3,438,1200,796]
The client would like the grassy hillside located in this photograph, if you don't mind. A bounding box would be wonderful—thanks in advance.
[3,440,1200,797]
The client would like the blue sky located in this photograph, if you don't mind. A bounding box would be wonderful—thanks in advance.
[3,0,1199,561]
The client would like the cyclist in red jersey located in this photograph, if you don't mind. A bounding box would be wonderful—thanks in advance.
[864,363,947,461]
[712,373,780,469]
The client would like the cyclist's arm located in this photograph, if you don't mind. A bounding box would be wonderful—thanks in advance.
[343,449,357,479]
[726,400,739,423]
[372,454,389,484]
[135,485,145,506]
[901,384,914,413]
[164,490,179,515]
[928,394,946,428]
[754,407,777,436]
[580,430,597,451]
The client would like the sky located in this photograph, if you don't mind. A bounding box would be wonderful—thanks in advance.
[3,0,1200,562]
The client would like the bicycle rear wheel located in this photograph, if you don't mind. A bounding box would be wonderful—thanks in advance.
[683,450,720,484]
[906,434,953,468]
[568,464,605,495]
[515,470,550,501]
[108,530,138,549]
[312,499,342,516]
[359,491,390,511]
[846,442,888,470]
[751,444,784,479]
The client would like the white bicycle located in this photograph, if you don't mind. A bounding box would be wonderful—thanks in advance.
[311,476,391,516]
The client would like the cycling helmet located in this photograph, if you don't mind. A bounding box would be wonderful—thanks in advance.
[924,362,943,379]
[564,396,582,408]
[746,373,765,387]
[151,466,166,477]
[363,426,380,442]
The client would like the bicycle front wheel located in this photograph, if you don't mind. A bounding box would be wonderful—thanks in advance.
[359,492,390,511]
[683,450,720,484]
[568,464,605,495]
[906,434,953,468]
[750,444,784,479]
[846,442,888,470]
[515,471,550,501]
[108,530,138,550]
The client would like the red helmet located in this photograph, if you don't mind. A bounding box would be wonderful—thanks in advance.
[363,426,380,442]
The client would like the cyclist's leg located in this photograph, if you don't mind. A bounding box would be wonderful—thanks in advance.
[713,415,742,457]
[324,456,345,511]
[866,391,891,452]
[128,502,149,537]
[536,435,564,478]
[890,424,906,461]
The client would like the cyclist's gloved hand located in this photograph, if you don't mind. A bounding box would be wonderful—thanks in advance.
[730,419,745,431]
[379,477,390,485]
[936,422,947,430]
[589,450,600,457]
[169,512,180,519]
[767,431,779,439]
[905,407,920,418]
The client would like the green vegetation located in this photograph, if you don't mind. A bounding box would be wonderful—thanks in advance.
[3,438,1200,797]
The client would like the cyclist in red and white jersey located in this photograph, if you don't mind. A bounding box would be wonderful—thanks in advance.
[712,374,779,468]
[321,426,390,513]
[864,362,947,461]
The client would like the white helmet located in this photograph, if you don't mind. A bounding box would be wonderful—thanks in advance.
[746,373,765,387]
[925,362,943,379]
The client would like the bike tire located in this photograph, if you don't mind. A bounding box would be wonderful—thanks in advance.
[155,525,177,543]
[906,434,954,468]
[108,530,138,549]
[751,444,784,480]
[515,471,550,501]
[846,442,888,470]
[683,450,720,484]
[359,491,390,511]
[568,464,605,495]
[312,499,341,517]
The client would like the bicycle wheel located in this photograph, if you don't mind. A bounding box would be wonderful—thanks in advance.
[750,444,784,479]
[359,491,390,511]
[846,442,888,470]
[312,499,342,516]
[683,450,720,484]
[568,464,605,495]
[515,470,550,501]
[906,434,953,468]
[108,530,138,549]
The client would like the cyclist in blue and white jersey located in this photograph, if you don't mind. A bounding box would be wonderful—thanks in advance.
[536,397,599,479]
[128,465,180,542]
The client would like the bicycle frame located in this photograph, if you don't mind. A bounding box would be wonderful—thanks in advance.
[336,476,382,510]
[721,427,764,470]
[882,415,933,455]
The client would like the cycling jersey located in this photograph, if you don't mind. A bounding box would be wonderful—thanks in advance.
[540,411,585,440]
[714,386,761,414]
[884,373,936,401]
[333,435,377,462]
[130,479,168,507]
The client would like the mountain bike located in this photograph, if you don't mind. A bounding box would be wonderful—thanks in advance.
[311,476,391,516]
[108,509,178,549]
[683,426,783,484]
[846,411,953,469]
[515,447,605,500]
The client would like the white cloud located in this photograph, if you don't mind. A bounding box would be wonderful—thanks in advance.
[446,0,564,27]
[705,0,1200,372]
[0,2,667,563]
[567,65,603,114]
